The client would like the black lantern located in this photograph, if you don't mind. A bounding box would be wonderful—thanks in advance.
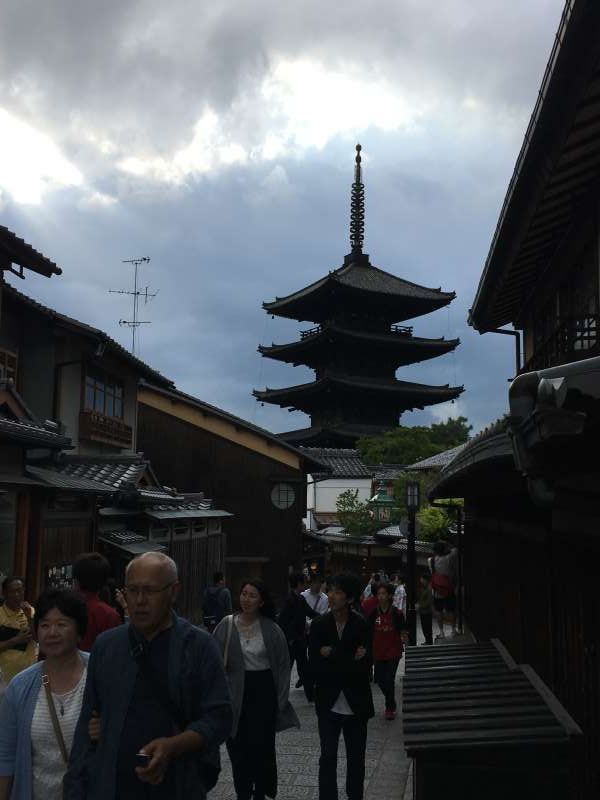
[406,480,420,510]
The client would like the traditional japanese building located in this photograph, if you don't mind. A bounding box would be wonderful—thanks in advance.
[254,145,463,447]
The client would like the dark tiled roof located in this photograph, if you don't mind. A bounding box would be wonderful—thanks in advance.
[369,464,407,480]
[0,416,70,449]
[52,455,150,489]
[311,512,340,528]
[282,423,396,447]
[98,530,166,555]
[406,443,469,471]
[4,284,173,388]
[301,447,371,478]
[306,526,431,553]
[0,225,61,277]
[27,465,114,493]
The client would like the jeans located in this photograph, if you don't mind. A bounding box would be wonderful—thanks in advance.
[289,638,313,700]
[420,612,433,644]
[317,711,368,800]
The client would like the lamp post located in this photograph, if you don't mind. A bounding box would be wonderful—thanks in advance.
[405,480,420,646]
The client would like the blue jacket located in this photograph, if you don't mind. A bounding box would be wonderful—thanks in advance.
[64,614,232,800]
[0,653,90,800]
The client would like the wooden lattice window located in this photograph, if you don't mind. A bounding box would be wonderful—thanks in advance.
[84,371,124,419]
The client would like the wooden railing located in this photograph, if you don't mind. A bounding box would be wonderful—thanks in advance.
[79,410,133,448]
[524,314,600,372]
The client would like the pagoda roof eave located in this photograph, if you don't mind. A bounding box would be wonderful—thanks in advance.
[281,423,398,447]
[258,326,460,366]
[263,260,456,322]
[253,375,464,411]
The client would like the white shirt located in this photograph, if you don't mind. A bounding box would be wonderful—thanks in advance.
[301,588,329,615]
[31,667,87,800]
[393,585,407,614]
[331,619,353,716]
[234,616,270,671]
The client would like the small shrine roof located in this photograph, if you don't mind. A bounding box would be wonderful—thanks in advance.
[406,443,469,471]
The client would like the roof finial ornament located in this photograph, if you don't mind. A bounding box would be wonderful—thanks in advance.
[350,143,365,255]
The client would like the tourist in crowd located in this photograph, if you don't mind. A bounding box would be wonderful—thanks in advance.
[214,579,298,800]
[64,552,231,800]
[391,574,407,616]
[309,574,374,800]
[301,573,329,616]
[73,553,122,651]
[0,576,37,684]
[360,575,379,617]
[0,589,89,800]
[429,540,458,640]
[277,573,318,699]
[366,583,407,720]
[417,573,433,645]
[202,571,232,633]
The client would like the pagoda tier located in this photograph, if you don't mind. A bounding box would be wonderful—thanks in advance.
[263,251,455,324]
[253,374,463,420]
[280,423,397,448]
[258,323,460,370]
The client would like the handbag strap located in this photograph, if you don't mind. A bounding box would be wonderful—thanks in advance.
[223,614,234,669]
[41,671,69,765]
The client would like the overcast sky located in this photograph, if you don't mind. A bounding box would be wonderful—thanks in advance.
[0,0,565,435]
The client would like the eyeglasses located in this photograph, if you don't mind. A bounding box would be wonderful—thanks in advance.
[124,582,176,598]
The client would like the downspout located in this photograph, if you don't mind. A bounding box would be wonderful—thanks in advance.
[482,328,522,376]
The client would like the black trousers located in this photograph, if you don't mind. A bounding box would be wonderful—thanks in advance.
[289,638,313,700]
[317,711,368,800]
[227,670,278,800]
[373,658,400,711]
[420,612,433,644]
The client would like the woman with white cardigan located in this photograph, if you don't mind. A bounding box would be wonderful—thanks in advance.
[213,579,298,800]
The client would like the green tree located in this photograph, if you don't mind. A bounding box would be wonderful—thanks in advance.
[429,416,472,448]
[356,417,471,466]
[336,489,377,538]
[416,505,453,543]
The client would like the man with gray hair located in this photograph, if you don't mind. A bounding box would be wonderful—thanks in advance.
[65,552,232,800]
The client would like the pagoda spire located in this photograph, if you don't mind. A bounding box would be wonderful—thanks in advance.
[350,144,365,255]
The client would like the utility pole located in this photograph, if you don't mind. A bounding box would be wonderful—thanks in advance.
[109,257,157,355]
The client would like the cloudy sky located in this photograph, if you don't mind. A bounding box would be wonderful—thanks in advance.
[0,0,564,435]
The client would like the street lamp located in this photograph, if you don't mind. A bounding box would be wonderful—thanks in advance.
[405,480,420,645]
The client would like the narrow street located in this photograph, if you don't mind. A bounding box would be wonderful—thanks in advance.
[211,664,411,800]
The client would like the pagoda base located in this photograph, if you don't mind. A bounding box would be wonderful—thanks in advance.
[279,423,397,448]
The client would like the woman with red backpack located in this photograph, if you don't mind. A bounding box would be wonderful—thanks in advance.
[366,583,407,720]
[429,540,458,641]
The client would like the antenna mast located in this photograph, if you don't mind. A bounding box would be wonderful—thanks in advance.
[109,257,158,354]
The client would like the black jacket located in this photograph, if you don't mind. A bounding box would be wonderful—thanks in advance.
[278,591,318,643]
[308,609,374,719]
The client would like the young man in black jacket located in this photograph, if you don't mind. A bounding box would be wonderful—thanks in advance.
[308,574,374,800]
[277,573,318,700]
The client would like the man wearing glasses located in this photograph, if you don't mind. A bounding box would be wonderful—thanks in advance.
[65,552,232,800]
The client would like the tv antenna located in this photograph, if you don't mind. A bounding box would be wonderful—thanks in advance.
[109,257,158,354]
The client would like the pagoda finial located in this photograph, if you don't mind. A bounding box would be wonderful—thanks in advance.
[350,144,365,255]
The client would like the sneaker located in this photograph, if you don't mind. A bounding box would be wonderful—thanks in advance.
[384,709,395,721]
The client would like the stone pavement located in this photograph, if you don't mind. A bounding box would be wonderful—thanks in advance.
[210,662,410,800]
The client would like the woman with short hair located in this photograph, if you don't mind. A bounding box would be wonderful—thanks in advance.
[0,589,89,800]
[213,579,299,800]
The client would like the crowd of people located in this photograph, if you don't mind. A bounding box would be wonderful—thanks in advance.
[0,540,457,800]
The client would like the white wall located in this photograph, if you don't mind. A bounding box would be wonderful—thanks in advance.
[307,476,372,513]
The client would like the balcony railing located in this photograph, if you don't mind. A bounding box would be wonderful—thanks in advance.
[523,315,600,372]
[299,324,414,339]
[79,410,133,448]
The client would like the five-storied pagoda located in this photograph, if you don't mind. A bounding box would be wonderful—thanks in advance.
[254,145,463,447]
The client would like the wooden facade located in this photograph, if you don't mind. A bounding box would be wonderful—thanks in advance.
[137,384,318,603]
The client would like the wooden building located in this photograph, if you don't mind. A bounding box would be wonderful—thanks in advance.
[433,3,600,796]
[254,145,462,447]
[137,382,325,602]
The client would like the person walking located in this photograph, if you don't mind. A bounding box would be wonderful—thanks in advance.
[277,573,317,698]
[308,574,374,800]
[429,541,458,640]
[417,573,433,645]
[213,579,298,800]
[64,552,232,800]
[366,583,407,720]
[301,574,328,616]
[0,589,89,800]
[0,576,37,684]
[202,572,232,633]
[392,574,407,617]
[73,553,122,652]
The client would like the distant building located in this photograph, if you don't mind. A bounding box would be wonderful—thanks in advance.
[254,145,462,447]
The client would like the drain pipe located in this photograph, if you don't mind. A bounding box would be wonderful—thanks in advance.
[483,328,522,376]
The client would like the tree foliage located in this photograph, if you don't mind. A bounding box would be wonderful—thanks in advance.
[335,489,377,539]
[356,416,472,466]
[416,506,453,543]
